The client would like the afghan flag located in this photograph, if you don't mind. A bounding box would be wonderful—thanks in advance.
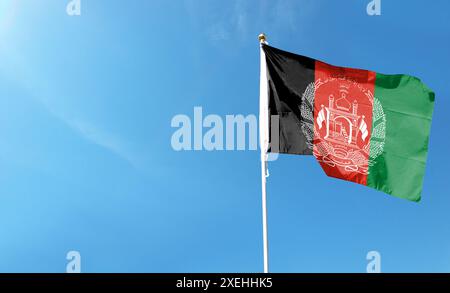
[260,44,435,202]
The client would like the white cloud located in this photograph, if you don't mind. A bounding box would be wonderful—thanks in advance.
[65,118,139,167]
[184,0,250,42]
[184,0,318,44]
[0,44,140,168]
[207,23,230,42]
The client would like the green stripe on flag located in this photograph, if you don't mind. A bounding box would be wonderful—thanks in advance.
[367,74,435,202]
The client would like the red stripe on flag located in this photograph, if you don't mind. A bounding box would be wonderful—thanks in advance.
[313,61,376,186]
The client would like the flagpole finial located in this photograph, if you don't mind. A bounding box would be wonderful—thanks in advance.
[258,33,267,44]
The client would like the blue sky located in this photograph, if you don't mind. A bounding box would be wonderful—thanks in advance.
[0,0,449,272]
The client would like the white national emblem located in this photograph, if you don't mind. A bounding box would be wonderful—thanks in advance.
[300,78,386,174]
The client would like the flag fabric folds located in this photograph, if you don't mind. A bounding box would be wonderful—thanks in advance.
[263,44,435,202]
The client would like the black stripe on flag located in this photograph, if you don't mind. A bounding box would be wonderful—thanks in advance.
[263,44,315,155]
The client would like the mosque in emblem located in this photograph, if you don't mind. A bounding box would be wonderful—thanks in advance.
[322,89,365,149]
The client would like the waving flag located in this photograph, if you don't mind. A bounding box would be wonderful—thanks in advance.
[262,44,435,202]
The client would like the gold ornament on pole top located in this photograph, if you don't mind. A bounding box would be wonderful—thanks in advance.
[258,33,267,44]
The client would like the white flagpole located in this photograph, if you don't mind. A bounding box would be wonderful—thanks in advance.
[258,33,269,274]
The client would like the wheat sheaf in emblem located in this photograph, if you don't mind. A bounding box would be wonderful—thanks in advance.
[300,79,386,174]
